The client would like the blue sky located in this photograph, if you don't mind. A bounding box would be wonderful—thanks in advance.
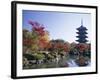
[23,10,91,43]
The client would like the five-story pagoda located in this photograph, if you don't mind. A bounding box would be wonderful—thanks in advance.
[76,20,88,43]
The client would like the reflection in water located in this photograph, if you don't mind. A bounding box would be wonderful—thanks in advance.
[23,57,91,69]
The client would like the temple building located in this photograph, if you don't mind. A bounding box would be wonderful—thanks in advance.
[76,20,88,43]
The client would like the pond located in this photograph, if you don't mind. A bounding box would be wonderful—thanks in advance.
[23,56,91,69]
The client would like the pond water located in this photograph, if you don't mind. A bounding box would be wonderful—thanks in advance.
[23,57,91,69]
[67,59,79,67]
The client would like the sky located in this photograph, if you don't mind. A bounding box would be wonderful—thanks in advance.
[22,10,91,43]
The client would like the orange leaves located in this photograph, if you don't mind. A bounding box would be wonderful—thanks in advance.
[76,43,88,52]
[39,38,48,49]
[46,40,70,53]
[28,20,50,50]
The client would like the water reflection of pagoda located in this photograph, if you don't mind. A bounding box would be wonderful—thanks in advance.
[76,20,88,43]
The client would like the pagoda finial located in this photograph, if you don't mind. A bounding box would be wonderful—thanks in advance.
[81,19,83,26]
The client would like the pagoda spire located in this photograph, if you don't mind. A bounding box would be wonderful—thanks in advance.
[81,19,83,26]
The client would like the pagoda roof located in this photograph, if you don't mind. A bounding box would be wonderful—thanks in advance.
[76,39,88,41]
[77,25,87,30]
[76,40,88,43]
[76,36,88,38]
[76,32,88,34]
[76,38,88,41]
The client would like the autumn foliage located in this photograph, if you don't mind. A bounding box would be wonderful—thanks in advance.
[76,43,89,52]
[23,21,50,51]
[23,20,90,56]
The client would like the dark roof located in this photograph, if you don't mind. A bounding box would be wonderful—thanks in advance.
[76,35,88,38]
[77,25,87,30]
[76,39,88,43]
[76,31,87,34]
